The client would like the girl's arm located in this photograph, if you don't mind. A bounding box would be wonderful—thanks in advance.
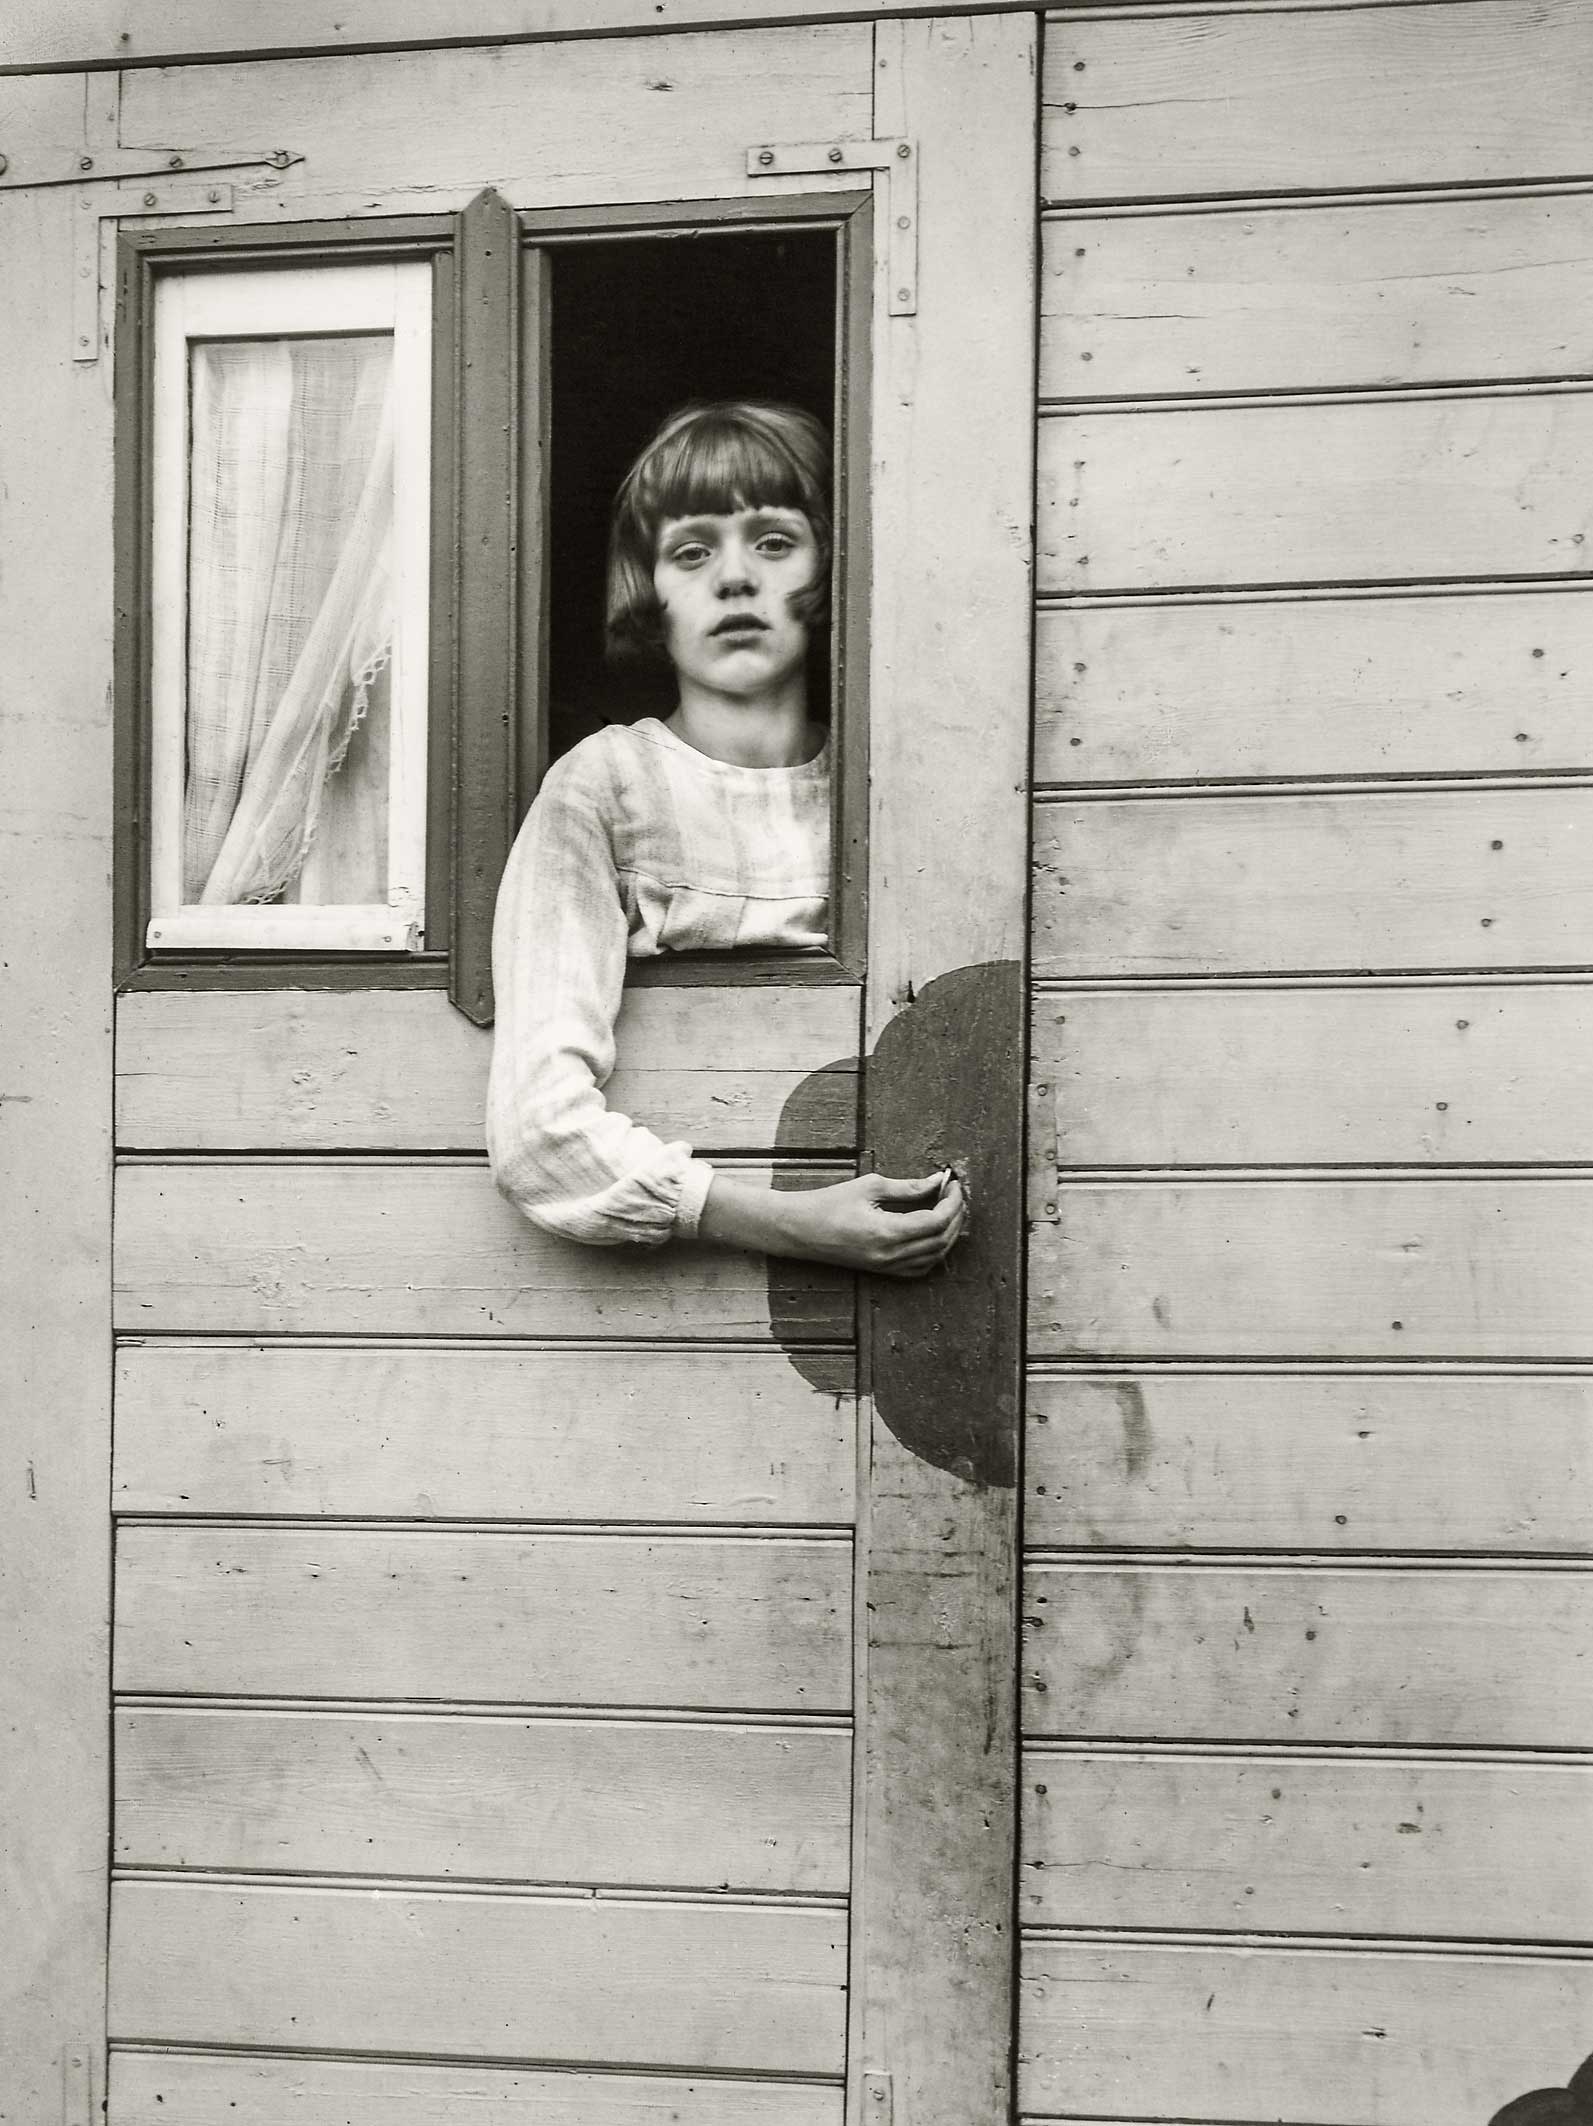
[487,746,717,1247]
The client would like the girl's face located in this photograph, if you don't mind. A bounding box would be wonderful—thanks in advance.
[652,505,820,701]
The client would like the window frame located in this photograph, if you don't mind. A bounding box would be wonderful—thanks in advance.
[145,260,433,955]
[114,188,870,1011]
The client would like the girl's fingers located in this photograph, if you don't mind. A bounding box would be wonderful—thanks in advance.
[871,1170,951,1209]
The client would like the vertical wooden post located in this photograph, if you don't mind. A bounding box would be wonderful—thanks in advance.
[0,176,113,2121]
[851,16,1038,2126]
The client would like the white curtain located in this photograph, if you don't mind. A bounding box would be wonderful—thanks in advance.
[183,334,395,906]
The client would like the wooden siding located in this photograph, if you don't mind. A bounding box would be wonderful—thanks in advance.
[107,2052,844,2126]
[113,1159,853,1339]
[115,984,859,1152]
[1024,6,1593,2122]
[109,1878,847,2075]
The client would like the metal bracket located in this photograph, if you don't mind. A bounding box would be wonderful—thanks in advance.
[0,74,292,193]
[73,179,235,362]
[746,136,918,314]
[861,2072,893,2124]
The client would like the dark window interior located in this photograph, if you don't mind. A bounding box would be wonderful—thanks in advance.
[547,227,837,762]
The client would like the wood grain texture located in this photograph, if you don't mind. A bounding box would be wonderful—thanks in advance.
[1039,394,1593,594]
[116,26,872,217]
[1043,193,1593,401]
[1022,1564,1593,1746]
[114,1706,849,1890]
[1032,985,1593,1165]
[1042,0,1593,205]
[115,1525,850,1709]
[109,1879,846,2075]
[1032,789,1593,979]
[0,180,114,2117]
[113,1341,855,1522]
[852,19,1036,2124]
[1022,1750,1593,1939]
[112,1159,852,1339]
[1031,1177,1593,1359]
[1033,591,1593,785]
[1019,1939,1593,2126]
[1025,1372,1593,1553]
[114,984,859,1150]
[108,2051,842,2126]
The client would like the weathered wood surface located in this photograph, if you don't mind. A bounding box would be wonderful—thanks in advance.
[1032,1178,1593,1359]
[116,26,871,217]
[115,1706,849,1890]
[115,1525,850,1708]
[1043,193,1593,401]
[1023,1564,1593,1746]
[1020,1940,1593,2125]
[1035,590,1593,784]
[1039,394,1593,594]
[1042,0,1593,205]
[1033,789,1593,978]
[852,19,1035,2125]
[1025,1372,1593,1553]
[113,1159,852,1339]
[110,1879,846,2074]
[114,1341,854,1521]
[1022,1749,1593,1939]
[115,986,859,1151]
[0,181,113,2117]
[108,2051,842,2126]
[1033,984,1593,1165]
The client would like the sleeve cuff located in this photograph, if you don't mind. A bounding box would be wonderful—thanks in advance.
[672,1157,716,1241]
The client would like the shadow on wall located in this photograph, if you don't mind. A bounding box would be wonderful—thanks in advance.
[1493,2053,1593,2124]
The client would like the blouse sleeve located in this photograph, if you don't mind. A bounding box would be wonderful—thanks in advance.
[485,742,716,1247]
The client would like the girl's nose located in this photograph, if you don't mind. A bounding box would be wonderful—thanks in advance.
[714,538,758,592]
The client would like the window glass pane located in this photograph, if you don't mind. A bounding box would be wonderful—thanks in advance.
[183,333,394,908]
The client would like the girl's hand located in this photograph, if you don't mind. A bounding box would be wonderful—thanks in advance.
[700,1168,969,1277]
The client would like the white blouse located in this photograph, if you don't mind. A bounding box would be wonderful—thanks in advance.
[487,716,831,1246]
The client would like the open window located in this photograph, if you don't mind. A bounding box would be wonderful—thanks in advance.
[116,191,868,1009]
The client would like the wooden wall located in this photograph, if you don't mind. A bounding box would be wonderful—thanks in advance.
[1023,5,1593,2123]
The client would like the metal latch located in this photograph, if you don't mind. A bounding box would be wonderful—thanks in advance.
[747,137,918,315]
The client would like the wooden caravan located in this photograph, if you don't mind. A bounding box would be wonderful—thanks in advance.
[1,4,1590,2124]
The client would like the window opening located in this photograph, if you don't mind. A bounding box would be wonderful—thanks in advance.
[146,261,432,953]
[545,228,837,765]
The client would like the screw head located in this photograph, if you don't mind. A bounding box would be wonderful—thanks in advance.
[757,148,774,167]
[896,141,911,158]
[206,187,221,203]
[143,191,157,207]
[897,287,911,302]
[828,146,843,164]
[79,153,94,171]
[167,153,183,169]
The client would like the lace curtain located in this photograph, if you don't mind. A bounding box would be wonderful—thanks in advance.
[183,334,396,906]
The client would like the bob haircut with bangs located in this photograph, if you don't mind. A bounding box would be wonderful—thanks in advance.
[605,399,833,665]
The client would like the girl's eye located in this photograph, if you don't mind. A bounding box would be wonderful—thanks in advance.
[757,533,796,556]
[666,543,711,567]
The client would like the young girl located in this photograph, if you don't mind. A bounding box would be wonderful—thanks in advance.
[487,399,966,1277]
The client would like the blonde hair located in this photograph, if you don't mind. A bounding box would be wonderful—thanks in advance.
[605,400,832,663]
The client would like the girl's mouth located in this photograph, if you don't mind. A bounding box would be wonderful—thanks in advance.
[711,615,768,637]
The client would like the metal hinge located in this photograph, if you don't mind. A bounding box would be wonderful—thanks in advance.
[861,2071,893,2124]
[0,78,300,360]
[746,136,918,314]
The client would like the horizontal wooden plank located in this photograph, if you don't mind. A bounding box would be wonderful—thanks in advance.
[1043,193,1593,401]
[1019,1939,1593,2126]
[1023,1564,1593,1746]
[1034,587,1593,786]
[1022,1750,1593,1940]
[113,1342,854,1522]
[116,26,870,216]
[1025,1373,1593,1553]
[115,1706,849,1891]
[108,2051,842,2126]
[115,1526,850,1709]
[1039,395,1593,594]
[1033,985,1593,1165]
[113,1161,852,1340]
[1031,1178,1593,1359]
[109,1879,845,2076]
[1043,1,1593,204]
[1032,789,1593,979]
[114,986,858,1153]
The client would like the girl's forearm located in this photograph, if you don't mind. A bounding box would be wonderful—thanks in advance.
[696,1173,814,1259]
